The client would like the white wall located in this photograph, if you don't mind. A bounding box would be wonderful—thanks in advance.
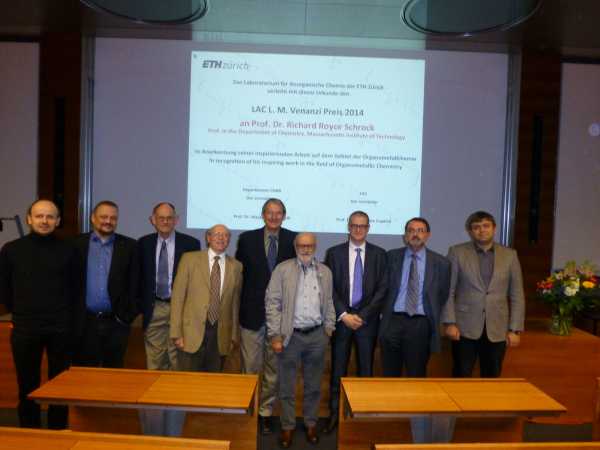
[0,42,39,247]
[553,63,600,269]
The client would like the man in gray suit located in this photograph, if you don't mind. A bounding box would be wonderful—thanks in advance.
[442,211,525,378]
[266,232,336,448]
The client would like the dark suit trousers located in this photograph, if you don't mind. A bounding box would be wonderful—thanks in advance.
[177,321,224,373]
[10,326,69,429]
[380,313,431,377]
[451,326,506,378]
[329,317,378,414]
[74,313,130,368]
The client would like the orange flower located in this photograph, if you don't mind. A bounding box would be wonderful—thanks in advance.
[582,280,596,289]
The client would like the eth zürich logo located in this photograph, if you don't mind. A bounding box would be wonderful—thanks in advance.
[202,60,250,70]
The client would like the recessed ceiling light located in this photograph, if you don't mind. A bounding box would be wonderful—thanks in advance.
[402,0,543,37]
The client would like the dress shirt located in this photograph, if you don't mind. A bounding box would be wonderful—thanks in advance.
[86,232,114,313]
[155,232,175,297]
[393,247,427,315]
[475,243,495,289]
[208,247,226,295]
[348,241,366,307]
[293,258,322,329]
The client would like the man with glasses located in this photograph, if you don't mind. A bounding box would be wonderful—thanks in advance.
[170,224,242,372]
[138,202,200,372]
[266,232,336,448]
[379,217,451,442]
[323,211,388,433]
[235,198,297,434]
[137,202,200,435]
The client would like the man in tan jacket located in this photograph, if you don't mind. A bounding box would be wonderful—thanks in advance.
[170,224,243,372]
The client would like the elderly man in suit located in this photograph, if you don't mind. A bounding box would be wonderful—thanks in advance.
[170,224,242,372]
[324,210,387,433]
[73,200,139,368]
[138,202,201,372]
[235,198,297,434]
[379,217,451,442]
[137,202,200,436]
[266,232,336,448]
[442,210,525,378]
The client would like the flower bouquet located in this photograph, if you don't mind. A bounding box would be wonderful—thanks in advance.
[536,260,599,335]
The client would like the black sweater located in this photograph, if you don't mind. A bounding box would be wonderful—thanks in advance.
[0,232,81,333]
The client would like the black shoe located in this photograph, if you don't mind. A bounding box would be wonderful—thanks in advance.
[324,414,338,434]
[261,415,274,435]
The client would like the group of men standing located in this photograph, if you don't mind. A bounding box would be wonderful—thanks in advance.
[0,197,525,448]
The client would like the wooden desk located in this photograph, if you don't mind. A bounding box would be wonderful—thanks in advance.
[339,378,566,450]
[0,426,229,450]
[29,367,257,450]
[376,444,600,450]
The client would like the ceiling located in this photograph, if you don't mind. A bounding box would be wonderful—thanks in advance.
[2,0,600,57]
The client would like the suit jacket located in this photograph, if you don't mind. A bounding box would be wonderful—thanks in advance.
[324,241,388,326]
[138,231,201,329]
[235,227,297,331]
[380,247,451,353]
[170,250,243,355]
[73,232,139,335]
[441,241,525,342]
[265,258,336,347]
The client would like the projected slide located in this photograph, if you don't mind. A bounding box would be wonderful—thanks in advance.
[187,51,425,233]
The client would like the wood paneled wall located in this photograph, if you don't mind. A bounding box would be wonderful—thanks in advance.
[513,51,562,319]
[38,32,81,237]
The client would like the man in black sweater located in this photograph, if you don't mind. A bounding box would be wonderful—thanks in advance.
[0,199,80,429]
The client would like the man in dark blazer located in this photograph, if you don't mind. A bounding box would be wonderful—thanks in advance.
[235,198,297,434]
[379,217,450,442]
[324,210,387,433]
[73,200,139,368]
[138,202,200,372]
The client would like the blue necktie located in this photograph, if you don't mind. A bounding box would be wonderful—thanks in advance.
[351,248,363,307]
[156,240,169,299]
[267,235,277,272]
[406,254,419,316]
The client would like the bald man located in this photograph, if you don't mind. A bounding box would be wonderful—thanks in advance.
[170,224,243,373]
[0,199,80,429]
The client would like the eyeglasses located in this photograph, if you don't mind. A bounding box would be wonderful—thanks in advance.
[349,224,369,230]
[296,244,315,250]
[406,228,427,234]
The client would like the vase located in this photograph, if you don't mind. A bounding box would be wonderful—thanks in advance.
[549,312,573,336]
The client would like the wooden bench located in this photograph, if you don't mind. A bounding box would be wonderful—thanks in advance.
[0,425,229,449]
[375,444,600,450]
[29,367,257,450]
[339,378,566,450]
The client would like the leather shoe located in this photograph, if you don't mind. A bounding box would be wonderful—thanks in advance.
[305,425,319,445]
[279,430,293,448]
[324,414,338,434]
[261,415,274,435]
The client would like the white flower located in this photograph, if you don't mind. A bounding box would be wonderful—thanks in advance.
[564,286,578,297]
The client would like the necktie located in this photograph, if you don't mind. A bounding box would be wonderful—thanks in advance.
[207,256,221,325]
[406,254,420,316]
[267,235,277,273]
[156,240,169,299]
[351,248,363,308]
